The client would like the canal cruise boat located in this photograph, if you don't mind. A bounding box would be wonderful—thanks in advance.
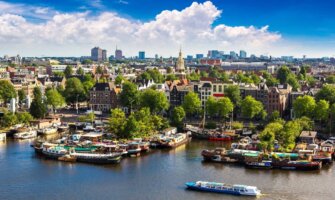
[185,181,261,196]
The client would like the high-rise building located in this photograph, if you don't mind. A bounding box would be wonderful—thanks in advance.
[139,51,145,60]
[115,47,123,60]
[240,50,247,58]
[91,47,107,62]
[208,50,221,58]
[102,50,107,62]
[196,54,204,59]
[230,51,238,59]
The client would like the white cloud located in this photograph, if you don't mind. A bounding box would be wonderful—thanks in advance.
[0,1,283,57]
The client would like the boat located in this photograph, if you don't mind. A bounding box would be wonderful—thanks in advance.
[0,133,6,141]
[133,138,150,152]
[69,150,122,164]
[14,129,37,139]
[209,134,232,141]
[159,133,189,148]
[313,140,334,164]
[272,159,322,170]
[201,148,238,163]
[57,124,69,132]
[231,137,252,149]
[245,160,272,169]
[40,127,58,135]
[185,181,261,196]
[58,154,77,162]
[127,142,141,156]
[83,123,95,132]
[42,146,68,159]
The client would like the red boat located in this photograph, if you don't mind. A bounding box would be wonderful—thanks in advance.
[209,134,232,141]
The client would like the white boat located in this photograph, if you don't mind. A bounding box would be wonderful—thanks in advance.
[41,127,58,135]
[83,123,95,132]
[186,181,261,196]
[14,129,37,139]
[0,133,6,141]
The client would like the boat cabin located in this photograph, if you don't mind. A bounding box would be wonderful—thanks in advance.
[80,132,104,143]
[299,131,317,144]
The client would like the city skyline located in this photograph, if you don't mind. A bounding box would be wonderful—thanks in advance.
[0,0,334,57]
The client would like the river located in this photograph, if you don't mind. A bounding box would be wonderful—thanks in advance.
[0,139,334,200]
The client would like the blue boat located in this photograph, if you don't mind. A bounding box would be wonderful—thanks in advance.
[185,181,261,196]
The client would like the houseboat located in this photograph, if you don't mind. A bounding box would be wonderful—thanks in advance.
[0,133,6,141]
[57,123,69,132]
[231,137,252,149]
[69,151,122,164]
[271,159,322,170]
[245,160,272,169]
[209,133,232,141]
[42,146,68,159]
[185,181,261,196]
[127,142,141,156]
[159,133,189,148]
[133,138,150,152]
[83,123,95,132]
[40,127,58,135]
[14,129,37,139]
[312,140,334,164]
[201,148,238,163]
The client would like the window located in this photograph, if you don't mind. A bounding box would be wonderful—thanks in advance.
[219,85,222,92]
[213,85,217,92]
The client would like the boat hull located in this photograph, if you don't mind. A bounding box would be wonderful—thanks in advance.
[75,155,121,164]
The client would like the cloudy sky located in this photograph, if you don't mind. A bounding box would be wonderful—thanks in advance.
[0,0,334,58]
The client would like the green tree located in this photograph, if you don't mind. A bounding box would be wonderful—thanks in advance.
[82,59,93,65]
[107,108,127,137]
[148,69,164,83]
[53,72,64,77]
[96,66,104,74]
[171,106,186,127]
[64,66,73,78]
[326,75,335,84]
[314,100,329,121]
[76,67,84,75]
[46,89,65,114]
[315,85,335,104]
[269,111,281,122]
[217,97,234,119]
[120,82,140,112]
[277,66,291,84]
[0,80,17,104]
[78,112,95,123]
[18,89,26,103]
[30,87,47,119]
[224,85,241,106]
[140,71,151,80]
[287,74,300,91]
[64,77,86,104]
[139,89,169,114]
[200,71,208,78]
[166,74,178,81]
[182,92,201,115]
[82,74,95,93]
[1,112,17,128]
[16,112,33,125]
[231,121,243,130]
[167,67,173,74]
[205,96,218,117]
[187,72,200,81]
[293,95,316,118]
[115,75,124,85]
[241,96,265,119]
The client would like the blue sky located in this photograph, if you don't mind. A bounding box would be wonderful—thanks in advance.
[0,0,335,57]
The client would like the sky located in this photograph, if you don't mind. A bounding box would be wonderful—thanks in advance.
[0,0,335,58]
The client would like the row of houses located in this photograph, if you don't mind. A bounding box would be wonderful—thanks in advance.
[89,77,318,119]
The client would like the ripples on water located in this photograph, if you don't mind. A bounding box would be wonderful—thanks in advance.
[0,139,334,200]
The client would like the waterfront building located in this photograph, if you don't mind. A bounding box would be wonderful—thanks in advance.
[89,82,119,112]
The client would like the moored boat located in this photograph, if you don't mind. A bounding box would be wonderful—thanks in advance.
[0,133,6,141]
[42,146,68,159]
[272,159,322,170]
[69,151,122,164]
[58,154,77,162]
[201,148,238,163]
[14,129,37,139]
[40,127,58,135]
[185,181,261,196]
[245,161,272,169]
[159,133,189,148]
[127,142,141,156]
[209,134,232,141]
